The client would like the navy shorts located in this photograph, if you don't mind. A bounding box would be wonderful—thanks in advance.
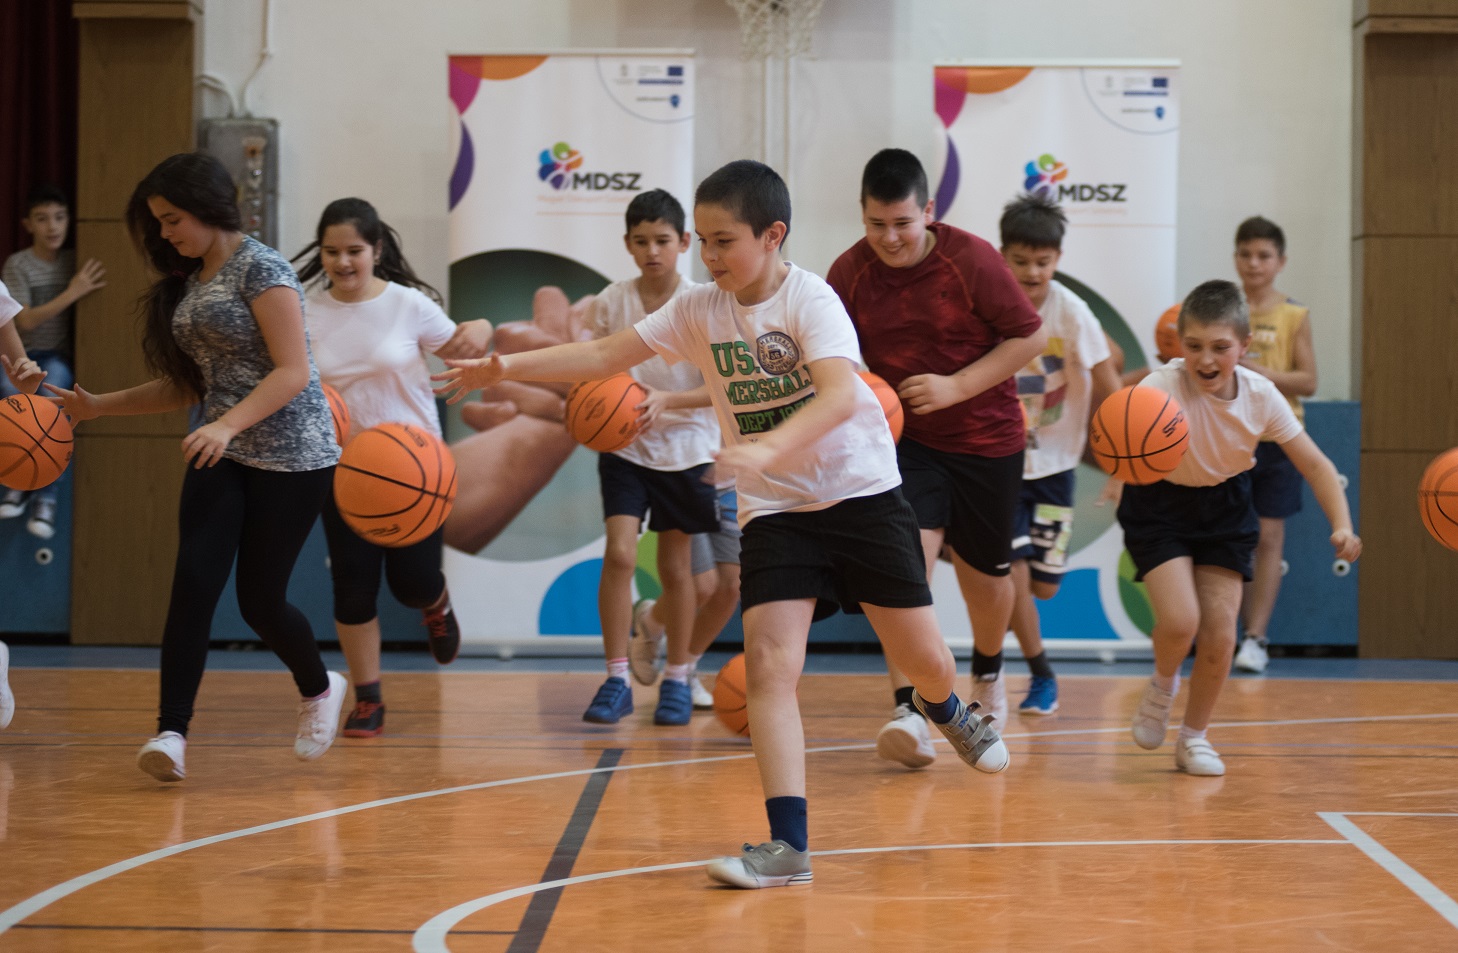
[1011,469,1076,585]
[1117,474,1260,582]
[897,438,1023,576]
[598,454,718,534]
[1251,440,1303,519]
[740,489,932,622]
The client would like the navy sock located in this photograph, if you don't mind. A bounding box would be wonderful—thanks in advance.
[354,680,382,704]
[972,649,1004,678]
[765,796,808,852]
[1025,652,1055,680]
[894,685,915,710]
[918,691,961,724]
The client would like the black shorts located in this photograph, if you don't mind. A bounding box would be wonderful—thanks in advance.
[1117,474,1260,582]
[739,489,932,622]
[1011,469,1076,585]
[598,453,719,534]
[897,438,1023,576]
[1251,440,1303,519]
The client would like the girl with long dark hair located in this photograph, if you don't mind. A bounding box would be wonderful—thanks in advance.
[293,197,490,736]
[47,153,346,781]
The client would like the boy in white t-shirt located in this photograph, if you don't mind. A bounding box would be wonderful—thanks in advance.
[1001,193,1119,715]
[1117,280,1360,777]
[437,160,1006,889]
[582,189,722,727]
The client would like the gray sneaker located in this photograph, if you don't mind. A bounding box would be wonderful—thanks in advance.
[706,840,813,889]
[1131,680,1176,750]
[912,690,1010,773]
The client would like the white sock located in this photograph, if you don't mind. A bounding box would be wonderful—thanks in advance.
[664,662,691,684]
[687,653,703,676]
[1178,725,1207,743]
[607,658,629,681]
[1152,671,1180,694]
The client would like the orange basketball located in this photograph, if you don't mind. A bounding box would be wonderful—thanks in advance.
[334,422,456,547]
[1419,448,1458,552]
[1088,385,1188,485]
[565,373,647,453]
[0,393,74,491]
[1154,304,1182,363]
[859,370,904,442]
[321,383,350,446]
[712,652,750,737]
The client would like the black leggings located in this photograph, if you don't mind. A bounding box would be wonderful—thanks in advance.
[319,485,446,626]
[157,459,334,736]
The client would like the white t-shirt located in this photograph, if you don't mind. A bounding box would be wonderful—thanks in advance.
[0,279,20,325]
[305,282,456,436]
[590,276,718,471]
[635,264,901,526]
[1018,280,1112,480]
[1140,361,1302,487]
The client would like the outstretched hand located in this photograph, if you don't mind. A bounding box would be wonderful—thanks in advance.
[42,380,99,421]
[433,353,506,405]
[1,354,46,395]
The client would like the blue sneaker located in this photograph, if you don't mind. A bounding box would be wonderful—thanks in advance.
[582,677,634,724]
[653,678,693,726]
[1019,675,1059,716]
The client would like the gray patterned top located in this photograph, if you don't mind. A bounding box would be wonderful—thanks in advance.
[173,237,340,472]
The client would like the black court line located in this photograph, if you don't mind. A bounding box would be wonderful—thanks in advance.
[13,924,511,935]
[506,747,624,953]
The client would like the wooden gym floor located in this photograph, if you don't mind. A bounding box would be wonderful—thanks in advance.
[2,652,1458,952]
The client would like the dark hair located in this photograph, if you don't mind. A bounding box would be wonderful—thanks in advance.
[126,152,243,400]
[1235,215,1285,256]
[293,198,442,305]
[23,184,69,216]
[694,160,791,244]
[860,149,929,208]
[999,192,1067,251]
[1179,279,1250,339]
[625,189,686,236]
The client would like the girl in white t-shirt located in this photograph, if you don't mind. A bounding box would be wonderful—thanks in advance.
[1116,281,1360,777]
[0,280,40,733]
[295,198,491,737]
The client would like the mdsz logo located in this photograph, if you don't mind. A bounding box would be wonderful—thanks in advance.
[1024,153,1126,204]
[538,141,642,192]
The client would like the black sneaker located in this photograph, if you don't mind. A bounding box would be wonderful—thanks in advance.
[342,701,386,738]
[423,597,460,664]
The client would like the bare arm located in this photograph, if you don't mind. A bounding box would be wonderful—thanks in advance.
[898,324,1048,415]
[1089,355,1121,414]
[432,319,493,361]
[716,356,858,476]
[1280,430,1361,560]
[1244,314,1317,398]
[433,325,655,403]
[14,259,106,332]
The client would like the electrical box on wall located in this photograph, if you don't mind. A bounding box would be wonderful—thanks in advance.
[199,118,279,250]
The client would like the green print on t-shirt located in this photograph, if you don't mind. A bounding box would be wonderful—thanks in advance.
[711,341,758,377]
[723,367,814,406]
[734,393,814,435]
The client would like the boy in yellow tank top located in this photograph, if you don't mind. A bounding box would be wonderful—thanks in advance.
[1232,216,1317,673]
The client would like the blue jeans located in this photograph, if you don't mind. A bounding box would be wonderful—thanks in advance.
[1,350,74,504]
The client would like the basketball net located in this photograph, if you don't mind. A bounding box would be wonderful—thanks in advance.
[726,0,826,60]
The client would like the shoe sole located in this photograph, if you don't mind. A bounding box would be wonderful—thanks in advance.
[1177,759,1226,777]
[705,863,813,889]
[1018,703,1059,716]
[342,726,384,738]
[969,738,1010,774]
[875,726,935,768]
[582,709,631,724]
[138,750,185,782]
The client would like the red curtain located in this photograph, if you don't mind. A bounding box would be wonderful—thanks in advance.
[0,0,79,259]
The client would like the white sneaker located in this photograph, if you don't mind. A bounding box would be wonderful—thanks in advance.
[688,672,715,710]
[26,497,55,540]
[0,489,25,519]
[1131,680,1177,750]
[295,671,348,761]
[137,731,187,781]
[627,599,665,686]
[1233,636,1269,674]
[970,672,1008,726]
[875,702,936,768]
[1175,736,1226,776]
[0,643,13,730]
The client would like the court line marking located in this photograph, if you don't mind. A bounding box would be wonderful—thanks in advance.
[3,710,1456,936]
[410,838,1353,952]
[1318,812,1458,929]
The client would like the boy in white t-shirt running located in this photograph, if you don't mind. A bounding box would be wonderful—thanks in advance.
[1001,194,1119,715]
[437,160,1006,889]
[583,189,722,727]
[1117,280,1360,776]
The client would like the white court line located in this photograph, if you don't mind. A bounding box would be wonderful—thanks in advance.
[1319,812,1458,929]
[3,710,1456,935]
[410,838,1352,952]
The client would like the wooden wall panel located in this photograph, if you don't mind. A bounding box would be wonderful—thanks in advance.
[70,436,185,645]
[1355,237,1458,452]
[1357,0,1458,22]
[1359,450,1458,659]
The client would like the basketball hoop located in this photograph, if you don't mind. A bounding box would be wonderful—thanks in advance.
[726,0,826,60]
